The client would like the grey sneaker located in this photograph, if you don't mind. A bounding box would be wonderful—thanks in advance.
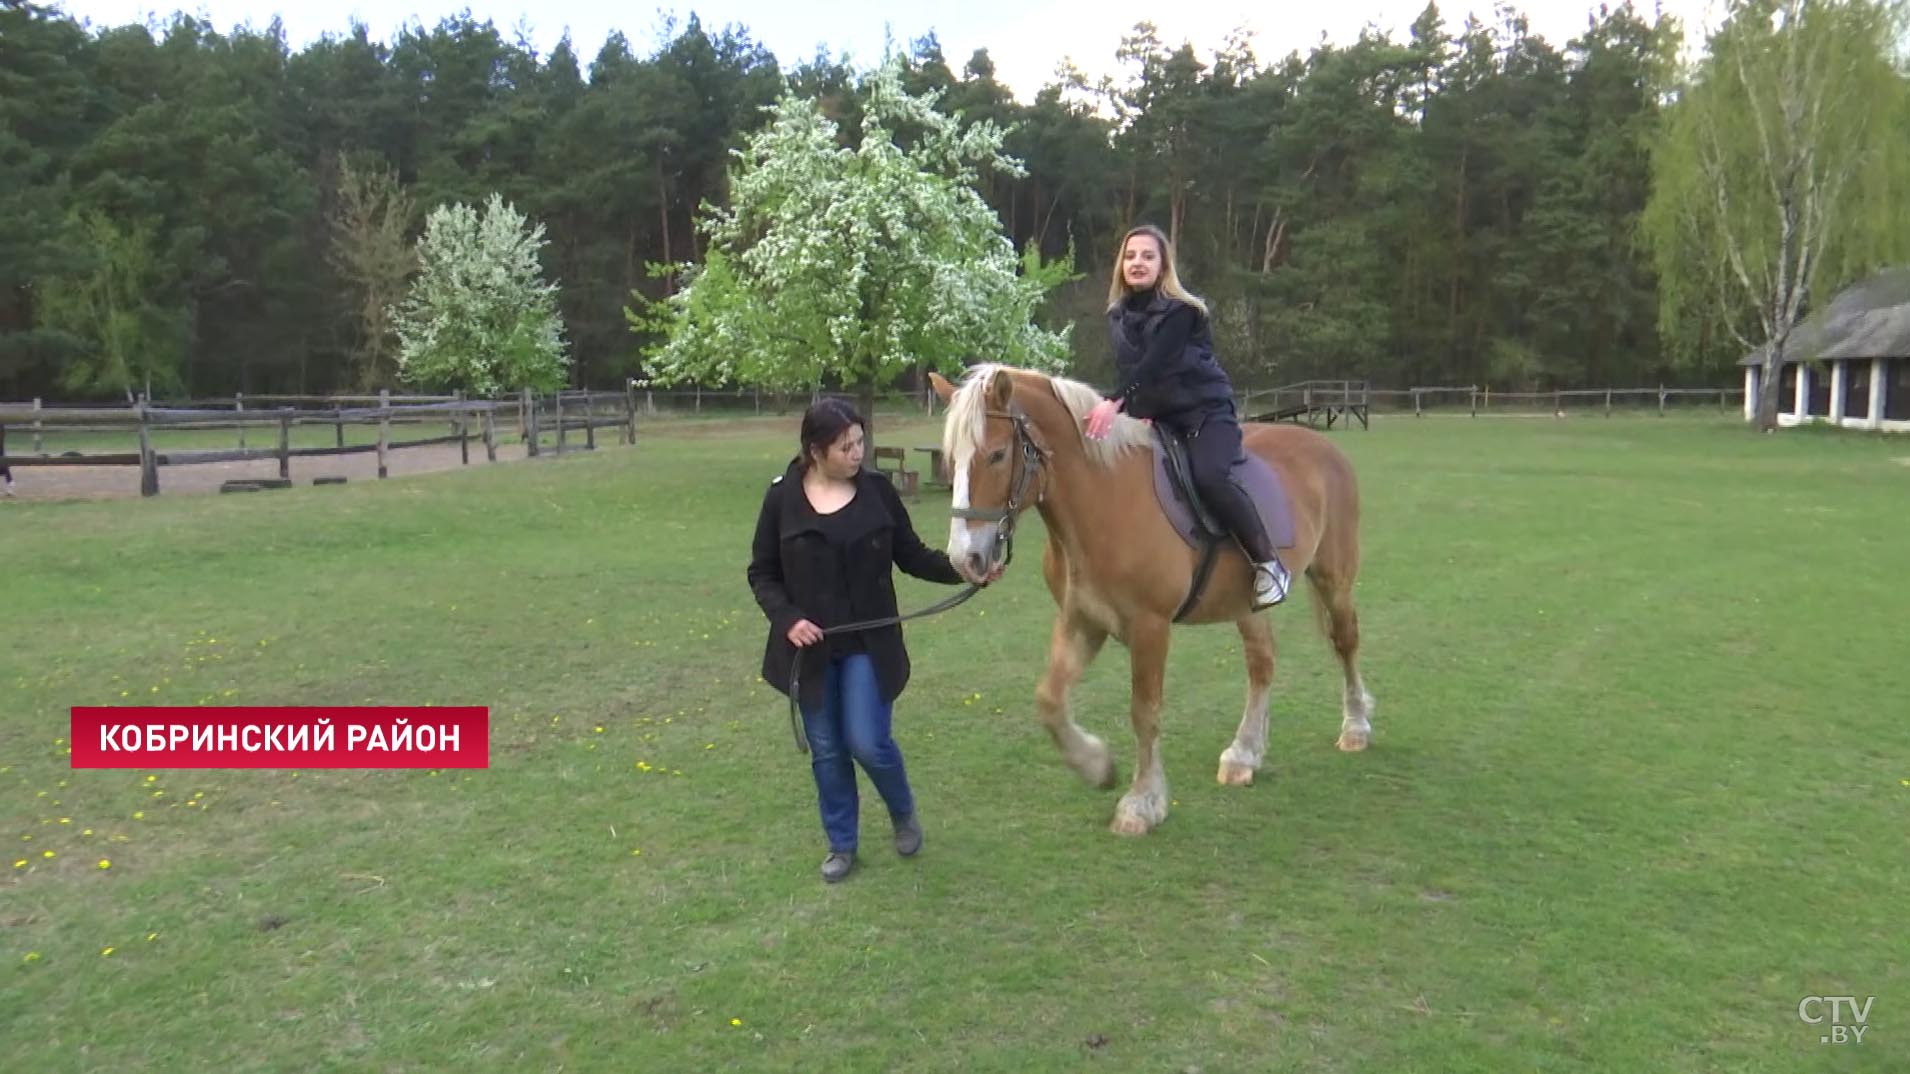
[1252,560,1291,610]
[820,851,856,883]
[893,814,923,857]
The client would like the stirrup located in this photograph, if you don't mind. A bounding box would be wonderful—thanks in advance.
[1252,560,1291,609]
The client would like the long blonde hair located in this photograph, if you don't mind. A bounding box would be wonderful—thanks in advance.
[1105,224,1209,317]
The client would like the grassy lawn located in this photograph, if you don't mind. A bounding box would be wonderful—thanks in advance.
[3,411,1904,1072]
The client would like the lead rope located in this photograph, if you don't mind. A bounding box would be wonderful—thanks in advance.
[786,520,1018,753]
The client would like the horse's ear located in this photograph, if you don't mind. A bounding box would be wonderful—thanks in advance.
[987,369,1014,410]
[928,371,956,403]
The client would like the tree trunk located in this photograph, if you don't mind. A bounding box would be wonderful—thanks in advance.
[1450,143,1468,351]
[1757,332,1789,431]
[859,380,879,455]
[656,160,674,294]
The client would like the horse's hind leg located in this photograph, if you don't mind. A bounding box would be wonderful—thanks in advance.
[1036,613,1115,789]
[1217,613,1276,786]
[1313,572,1374,751]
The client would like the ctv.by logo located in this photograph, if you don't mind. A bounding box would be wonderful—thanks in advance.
[1798,996,1874,1045]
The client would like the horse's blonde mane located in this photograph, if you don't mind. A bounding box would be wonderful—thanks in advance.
[943,363,1152,471]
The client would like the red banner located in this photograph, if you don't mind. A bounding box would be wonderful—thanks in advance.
[69,707,490,769]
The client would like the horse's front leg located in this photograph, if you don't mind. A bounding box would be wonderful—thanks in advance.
[1111,615,1171,835]
[1035,612,1114,789]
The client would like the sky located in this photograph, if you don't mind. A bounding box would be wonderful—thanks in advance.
[50,0,1727,102]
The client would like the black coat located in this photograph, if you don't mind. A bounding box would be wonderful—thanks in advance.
[748,459,964,711]
[1107,288,1234,421]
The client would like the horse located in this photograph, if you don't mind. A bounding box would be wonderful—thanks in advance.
[929,363,1373,835]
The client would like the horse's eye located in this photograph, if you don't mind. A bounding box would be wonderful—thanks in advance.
[988,449,1007,465]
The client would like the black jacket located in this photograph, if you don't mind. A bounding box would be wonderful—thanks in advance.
[748,459,964,711]
[1107,287,1234,421]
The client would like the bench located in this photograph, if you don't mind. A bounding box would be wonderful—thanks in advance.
[871,445,919,498]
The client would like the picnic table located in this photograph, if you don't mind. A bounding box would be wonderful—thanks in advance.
[912,446,948,487]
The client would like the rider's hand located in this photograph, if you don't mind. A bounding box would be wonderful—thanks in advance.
[1085,397,1122,440]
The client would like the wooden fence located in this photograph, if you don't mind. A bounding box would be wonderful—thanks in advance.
[0,387,637,497]
[1236,382,1744,422]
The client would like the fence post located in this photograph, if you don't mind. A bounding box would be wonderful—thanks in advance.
[377,388,390,479]
[457,389,469,465]
[1659,383,1667,417]
[236,391,246,451]
[625,380,638,444]
[137,398,158,497]
[278,411,291,480]
[1413,389,1422,417]
[1606,389,1612,417]
[1469,389,1477,418]
[585,389,595,451]
[482,406,498,462]
[335,403,345,448]
[555,391,567,454]
[32,397,42,455]
[1554,389,1562,417]
[522,386,538,457]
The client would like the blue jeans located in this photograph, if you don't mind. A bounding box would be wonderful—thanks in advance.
[800,653,915,853]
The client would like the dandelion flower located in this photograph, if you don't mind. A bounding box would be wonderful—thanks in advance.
[101,947,115,957]
[98,859,110,869]
[41,850,54,859]
[11,859,24,868]
[730,1018,742,1027]
[23,952,41,963]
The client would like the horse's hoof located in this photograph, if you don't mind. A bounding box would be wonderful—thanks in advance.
[1109,812,1153,836]
[1216,761,1256,786]
[1335,728,1369,752]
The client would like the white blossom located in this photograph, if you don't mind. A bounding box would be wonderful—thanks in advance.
[392,193,571,394]
[634,58,1074,391]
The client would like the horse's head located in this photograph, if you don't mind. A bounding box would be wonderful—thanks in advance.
[930,365,1051,579]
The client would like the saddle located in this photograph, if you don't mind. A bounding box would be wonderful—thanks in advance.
[1150,424,1297,621]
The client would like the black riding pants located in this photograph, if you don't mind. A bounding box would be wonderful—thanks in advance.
[1161,404,1277,563]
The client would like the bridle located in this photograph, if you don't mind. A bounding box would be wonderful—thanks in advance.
[947,402,1050,557]
[783,402,1050,752]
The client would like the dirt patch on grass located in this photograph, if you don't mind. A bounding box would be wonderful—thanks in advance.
[3,441,551,502]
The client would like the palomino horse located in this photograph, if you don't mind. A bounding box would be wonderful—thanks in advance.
[929,363,1373,835]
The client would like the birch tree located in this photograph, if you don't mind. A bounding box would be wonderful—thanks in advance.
[1642,0,1910,429]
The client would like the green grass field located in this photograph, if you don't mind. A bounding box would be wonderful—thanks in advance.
[3,412,1905,1072]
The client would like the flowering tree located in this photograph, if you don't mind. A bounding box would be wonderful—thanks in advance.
[391,193,570,394]
[629,57,1076,426]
